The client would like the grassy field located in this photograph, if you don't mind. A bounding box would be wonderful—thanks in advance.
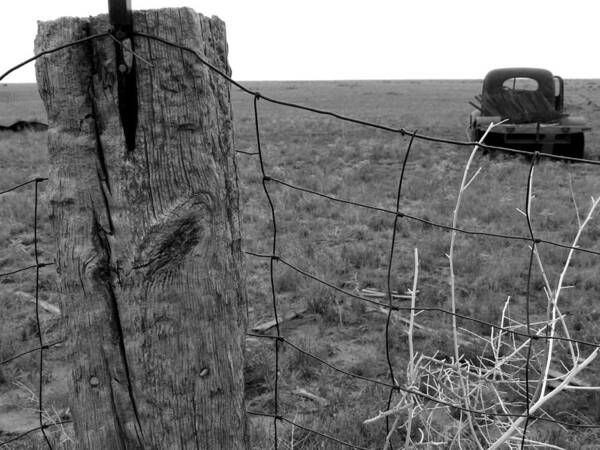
[1,78,600,449]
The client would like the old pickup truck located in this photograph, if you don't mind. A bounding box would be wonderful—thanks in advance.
[469,68,590,158]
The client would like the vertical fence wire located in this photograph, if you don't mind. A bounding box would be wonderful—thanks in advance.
[34,179,53,449]
[521,152,539,448]
[383,131,417,447]
[253,93,282,448]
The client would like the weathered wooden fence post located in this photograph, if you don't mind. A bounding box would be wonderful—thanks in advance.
[34,7,247,449]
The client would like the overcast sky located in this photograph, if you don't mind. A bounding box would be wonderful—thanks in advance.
[0,0,597,83]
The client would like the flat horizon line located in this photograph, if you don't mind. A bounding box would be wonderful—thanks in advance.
[2,77,599,86]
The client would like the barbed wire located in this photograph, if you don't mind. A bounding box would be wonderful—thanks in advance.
[1,27,599,449]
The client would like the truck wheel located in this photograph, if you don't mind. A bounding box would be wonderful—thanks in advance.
[481,132,504,157]
[570,133,584,159]
[553,133,584,160]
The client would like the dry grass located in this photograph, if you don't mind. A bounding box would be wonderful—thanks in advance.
[1,78,600,448]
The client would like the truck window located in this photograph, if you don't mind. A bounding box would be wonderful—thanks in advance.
[502,77,539,91]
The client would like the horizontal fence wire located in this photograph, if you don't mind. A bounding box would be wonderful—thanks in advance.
[0,340,63,366]
[246,333,600,428]
[1,28,599,449]
[3,31,600,166]
[0,421,72,448]
[0,177,47,195]
[0,262,53,278]
[246,410,373,450]
[0,34,109,82]
[263,176,600,257]
[131,30,600,166]
[246,252,600,350]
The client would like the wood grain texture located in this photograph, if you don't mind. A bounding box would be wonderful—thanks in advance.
[35,8,247,449]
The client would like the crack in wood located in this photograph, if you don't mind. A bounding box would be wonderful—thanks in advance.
[93,214,146,447]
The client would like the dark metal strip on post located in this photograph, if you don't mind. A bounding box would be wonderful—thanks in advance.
[109,0,138,152]
[109,0,132,32]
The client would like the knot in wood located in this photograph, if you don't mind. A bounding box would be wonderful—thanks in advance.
[89,376,100,387]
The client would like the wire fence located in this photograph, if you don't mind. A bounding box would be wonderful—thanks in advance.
[0,178,68,448]
[243,93,600,448]
[1,24,599,450]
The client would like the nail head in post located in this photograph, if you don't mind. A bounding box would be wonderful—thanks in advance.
[109,0,133,38]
